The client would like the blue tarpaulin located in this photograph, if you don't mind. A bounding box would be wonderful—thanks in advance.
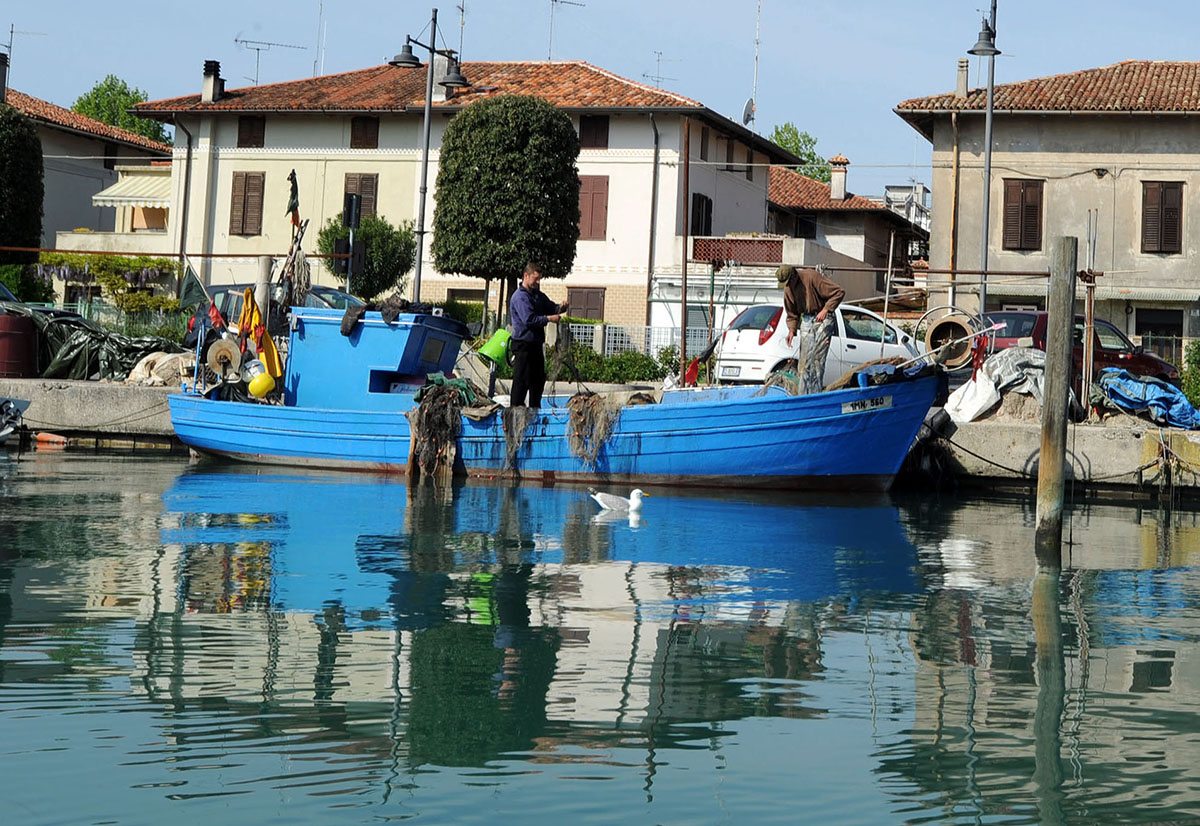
[1097,368,1200,429]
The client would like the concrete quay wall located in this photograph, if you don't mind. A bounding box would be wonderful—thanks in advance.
[0,378,177,438]
[931,419,1200,494]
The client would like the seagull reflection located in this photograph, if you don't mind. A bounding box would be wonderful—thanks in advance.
[592,509,642,528]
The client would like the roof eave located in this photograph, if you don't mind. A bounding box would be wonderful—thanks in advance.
[27,117,170,154]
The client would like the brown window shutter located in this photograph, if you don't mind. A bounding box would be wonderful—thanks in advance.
[1142,182,1162,253]
[244,173,264,236]
[1002,180,1022,249]
[700,127,710,162]
[238,116,265,148]
[578,175,608,240]
[230,171,247,234]
[1023,181,1043,250]
[1162,182,1183,254]
[351,116,379,149]
[359,174,378,217]
[580,116,609,149]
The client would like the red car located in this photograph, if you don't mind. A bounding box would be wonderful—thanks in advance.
[983,310,1181,386]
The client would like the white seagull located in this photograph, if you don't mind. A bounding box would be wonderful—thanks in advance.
[588,487,648,512]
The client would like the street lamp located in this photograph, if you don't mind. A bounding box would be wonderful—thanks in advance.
[968,1,999,315]
[389,8,470,303]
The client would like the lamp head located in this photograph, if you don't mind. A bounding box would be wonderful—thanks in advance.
[389,42,422,68]
[440,58,470,89]
[968,20,1000,57]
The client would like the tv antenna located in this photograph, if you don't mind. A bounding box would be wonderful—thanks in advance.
[747,0,761,130]
[547,0,585,61]
[5,24,48,84]
[642,51,679,88]
[234,35,307,85]
[457,2,467,56]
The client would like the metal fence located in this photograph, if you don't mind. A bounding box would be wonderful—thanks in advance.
[567,323,715,358]
[64,301,191,340]
[1141,335,1185,367]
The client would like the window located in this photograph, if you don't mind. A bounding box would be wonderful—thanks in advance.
[725,138,735,172]
[229,171,265,236]
[578,175,608,240]
[1142,181,1183,254]
[745,150,754,182]
[344,173,378,217]
[65,284,101,304]
[690,193,713,236]
[1002,179,1043,251]
[350,116,380,149]
[579,115,609,149]
[567,287,605,320]
[103,142,117,171]
[840,308,897,344]
[447,288,486,303]
[699,127,710,162]
[237,116,266,148]
[1095,320,1132,353]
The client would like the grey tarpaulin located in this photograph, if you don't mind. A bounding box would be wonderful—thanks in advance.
[0,302,184,381]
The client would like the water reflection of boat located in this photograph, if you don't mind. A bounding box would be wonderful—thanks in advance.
[169,306,939,490]
[149,470,924,769]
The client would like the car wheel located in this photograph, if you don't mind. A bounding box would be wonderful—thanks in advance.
[772,359,799,374]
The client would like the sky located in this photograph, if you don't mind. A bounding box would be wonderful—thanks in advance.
[9,0,1200,196]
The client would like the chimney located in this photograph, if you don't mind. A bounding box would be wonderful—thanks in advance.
[956,57,969,98]
[0,52,8,105]
[829,154,849,201]
[202,59,224,104]
[431,53,452,103]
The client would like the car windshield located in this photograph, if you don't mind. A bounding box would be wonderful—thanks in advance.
[308,288,365,309]
[729,306,779,331]
[985,312,1038,338]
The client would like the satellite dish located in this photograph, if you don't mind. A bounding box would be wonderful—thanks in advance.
[206,338,243,379]
[741,97,756,126]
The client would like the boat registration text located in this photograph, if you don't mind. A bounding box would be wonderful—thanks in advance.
[841,395,892,414]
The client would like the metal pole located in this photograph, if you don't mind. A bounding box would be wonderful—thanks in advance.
[680,117,690,373]
[880,230,895,358]
[412,7,438,304]
[1035,236,1077,567]
[978,0,997,315]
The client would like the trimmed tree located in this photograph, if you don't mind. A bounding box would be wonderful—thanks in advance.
[73,75,171,145]
[0,103,47,300]
[316,213,417,300]
[431,95,580,296]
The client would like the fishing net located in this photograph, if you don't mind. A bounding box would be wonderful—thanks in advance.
[407,383,464,479]
[566,391,621,468]
[755,370,800,396]
[502,406,537,469]
[545,322,587,395]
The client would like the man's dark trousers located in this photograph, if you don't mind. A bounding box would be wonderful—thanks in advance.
[510,339,546,408]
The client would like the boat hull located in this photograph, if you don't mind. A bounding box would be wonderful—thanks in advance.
[169,376,937,491]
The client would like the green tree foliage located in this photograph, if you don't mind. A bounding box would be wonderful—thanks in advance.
[72,75,171,145]
[316,213,417,300]
[769,122,831,183]
[0,104,45,299]
[1183,340,1200,407]
[432,95,580,284]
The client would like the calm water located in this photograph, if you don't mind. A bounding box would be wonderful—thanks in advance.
[3,453,1200,825]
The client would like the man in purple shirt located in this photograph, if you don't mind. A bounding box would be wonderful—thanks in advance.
[508,262,568,408]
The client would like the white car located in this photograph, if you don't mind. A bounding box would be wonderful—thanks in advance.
[713,303,923,387]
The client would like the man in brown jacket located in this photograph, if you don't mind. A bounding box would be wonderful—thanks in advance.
[777,265,845,394]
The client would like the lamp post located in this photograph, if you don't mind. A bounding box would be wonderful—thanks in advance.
[968,0,999,316]
[389,8,469,303]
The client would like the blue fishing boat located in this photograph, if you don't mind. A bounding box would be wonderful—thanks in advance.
[168,306,939,490]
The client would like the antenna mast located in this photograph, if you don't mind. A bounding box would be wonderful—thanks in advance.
[457,2,466,56]
[641,51,678,89]
[548,0,585,61]
[749,0,761,131]
[234,36,307,85]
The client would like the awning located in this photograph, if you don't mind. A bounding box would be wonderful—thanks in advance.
[92,174,171,208]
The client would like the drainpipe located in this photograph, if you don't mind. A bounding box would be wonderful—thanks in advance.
[949,111,960,307]
[644,113,660,325]
[175,119,193,297]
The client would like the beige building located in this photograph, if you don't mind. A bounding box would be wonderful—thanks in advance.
[896,59,1200,348]
[131,58,799,327]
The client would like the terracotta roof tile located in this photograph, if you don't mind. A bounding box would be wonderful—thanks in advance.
[6,89,171,153]
[897,60,1200,113]
[135,61,702,114]
[768,166,884,211]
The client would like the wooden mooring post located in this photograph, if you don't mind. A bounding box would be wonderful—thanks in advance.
[1034,237,1078,567]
